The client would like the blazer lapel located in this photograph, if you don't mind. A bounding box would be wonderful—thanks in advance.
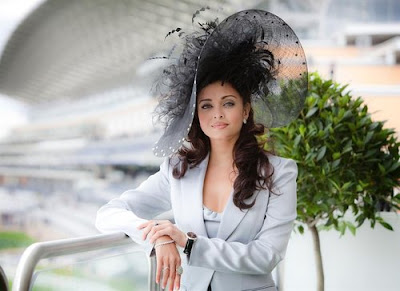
[180,155,209,237]
[217,189,260,241]
[179,153,260,241]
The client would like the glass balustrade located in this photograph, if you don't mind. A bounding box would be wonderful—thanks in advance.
[12,232,161,291]
[31,245,148,291]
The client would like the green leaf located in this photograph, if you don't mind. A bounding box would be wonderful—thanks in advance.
[364,131,374,144]
[328,178,340,191]
[342,140,353,154]
[332,159,341,169]
[379,221,394,231]
[347,223,357,235]
[378,164,386,175]
[342,182,352,190]
[365,149,376,158]
[316,146,327,161]
[294,134,301,147]
[338,222,346,235]
[364,195,372,204]
[342,110,353,120]
[299,124,306,137]
[387,162,400,173]
[306,107,318,118]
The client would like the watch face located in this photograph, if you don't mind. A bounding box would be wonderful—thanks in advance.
[187,232,197,239]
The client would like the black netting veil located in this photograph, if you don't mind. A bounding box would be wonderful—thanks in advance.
[152,9,308,157]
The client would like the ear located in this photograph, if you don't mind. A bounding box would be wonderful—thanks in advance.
[243,102,251,119]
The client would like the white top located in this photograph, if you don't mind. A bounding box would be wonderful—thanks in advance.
[203,204,222,238]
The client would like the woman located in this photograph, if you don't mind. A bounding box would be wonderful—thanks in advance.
[96,9,308,291]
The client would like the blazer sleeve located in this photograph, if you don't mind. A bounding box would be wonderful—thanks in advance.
[187,158,297,274]
[95,157,172,256]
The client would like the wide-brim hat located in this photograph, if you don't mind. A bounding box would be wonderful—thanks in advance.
[152,9,308,157]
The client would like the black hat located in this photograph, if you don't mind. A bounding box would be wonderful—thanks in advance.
[152,9,308,157]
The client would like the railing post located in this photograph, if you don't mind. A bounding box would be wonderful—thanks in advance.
[148,255,162,291]
[13,243,45,291]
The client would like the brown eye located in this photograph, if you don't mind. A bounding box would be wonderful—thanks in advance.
[224,101,235,107]
[201,104,212,109]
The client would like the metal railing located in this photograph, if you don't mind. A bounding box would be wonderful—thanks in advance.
[12,232,160,291]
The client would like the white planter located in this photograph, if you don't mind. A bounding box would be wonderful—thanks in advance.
[282,212,400,291]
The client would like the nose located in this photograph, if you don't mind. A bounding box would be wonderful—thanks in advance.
[213,107,224,119]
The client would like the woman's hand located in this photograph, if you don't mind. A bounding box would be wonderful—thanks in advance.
[137,221,187,290]
[137,220,187,248]
[154,235,182,291]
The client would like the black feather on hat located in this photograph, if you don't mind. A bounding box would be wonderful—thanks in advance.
[152,9,308,157]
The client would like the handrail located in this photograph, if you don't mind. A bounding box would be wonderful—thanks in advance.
[1,266,9,291]
[13,232,160,291]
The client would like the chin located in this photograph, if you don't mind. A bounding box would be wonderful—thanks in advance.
[208,133,240,142]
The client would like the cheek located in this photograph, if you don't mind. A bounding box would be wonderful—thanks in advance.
[198,120,205,132]
[197,110,207,130]
[232,110,245,124]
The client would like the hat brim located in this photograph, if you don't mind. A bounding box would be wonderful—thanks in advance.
[153,9,308,157]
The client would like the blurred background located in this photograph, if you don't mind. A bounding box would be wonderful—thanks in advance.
[0,0,399,290]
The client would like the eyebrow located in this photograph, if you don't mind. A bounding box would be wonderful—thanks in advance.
[198,95,237,103]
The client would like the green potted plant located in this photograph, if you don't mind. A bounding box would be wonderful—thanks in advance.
[269,73,400,291]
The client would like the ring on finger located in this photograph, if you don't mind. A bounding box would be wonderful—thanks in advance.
[163,266,169,270]
[176,265,183,275]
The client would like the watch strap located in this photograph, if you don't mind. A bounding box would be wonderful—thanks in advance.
[183,232,197,255]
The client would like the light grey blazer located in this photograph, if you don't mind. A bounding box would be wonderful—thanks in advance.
[96,153,297,291]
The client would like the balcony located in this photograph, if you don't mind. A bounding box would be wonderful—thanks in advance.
[7,232,161,291]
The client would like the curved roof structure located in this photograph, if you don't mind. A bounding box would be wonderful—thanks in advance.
[0,0,241,105]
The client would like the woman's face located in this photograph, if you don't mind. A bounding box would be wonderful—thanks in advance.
[197,81,250,142]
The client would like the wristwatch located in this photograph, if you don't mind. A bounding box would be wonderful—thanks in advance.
[183,232,197,256]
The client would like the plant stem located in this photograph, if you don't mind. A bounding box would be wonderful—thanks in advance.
[309,224,324,291]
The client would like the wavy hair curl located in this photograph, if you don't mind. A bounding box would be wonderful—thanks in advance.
[172,89,276,210]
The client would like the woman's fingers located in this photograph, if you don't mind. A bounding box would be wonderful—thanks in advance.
[141,221,160,240]
[137,221,149,229]
[138,220,172,240]
[146,225,156,240]
[150,225,177,244]
[161,264,170,289]
[156,255,163,284]
[167,260,177,291]
[149,228,166,243]
[154,242,181,290]
[174,272,181,291]
[138,221,154,240]
[142,224,153,240]
[171,259,182,291]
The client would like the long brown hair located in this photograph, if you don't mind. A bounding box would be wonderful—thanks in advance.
[172,88,276,210]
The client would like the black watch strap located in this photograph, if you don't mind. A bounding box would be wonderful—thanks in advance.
[183,232,197,255]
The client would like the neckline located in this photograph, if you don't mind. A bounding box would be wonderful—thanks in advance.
[202,204,223,214]
[201,153,234,215]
